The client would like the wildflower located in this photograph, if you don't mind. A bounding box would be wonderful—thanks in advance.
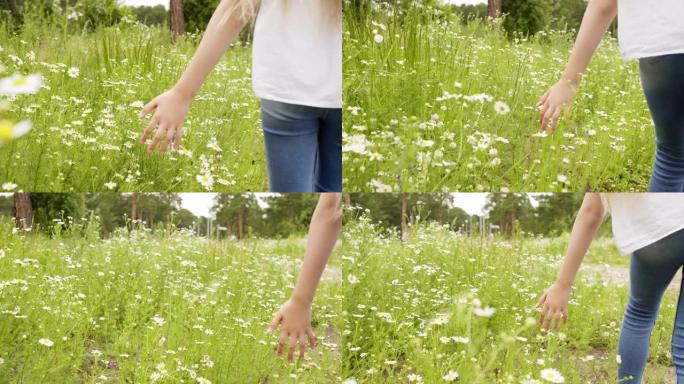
[473,306,495,318]
[452,336,469,344]
[129,101,145,108]
[557,175,569,184]
[67,67,80,78]
[443,370,459,382]
[494,101,510,115]
[104,181,117,190]
[616,355,622,364]
[370,179,392,192]
[2,182,17,191]
[196,174,214,190]
[38,338,54,347]
[407,373,423,382]
[0,73,43,96]
[344,379,357,384]
[540,368,565,383]
[197,378,211,384]
[0,120,32,145]
[347,274,359,284]
[152,314,165,327]
[374,34,384,43]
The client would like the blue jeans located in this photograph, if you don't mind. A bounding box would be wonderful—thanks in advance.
[617,228,684,383]
[639,54,684,192]
[260,99,342,192]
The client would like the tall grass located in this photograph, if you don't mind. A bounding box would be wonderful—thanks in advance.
[0,17,265,192]
[0,217,341,382]
[341,217,676,383]
[343,1,653,192]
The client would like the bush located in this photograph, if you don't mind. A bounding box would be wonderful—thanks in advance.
[502,0,551,36]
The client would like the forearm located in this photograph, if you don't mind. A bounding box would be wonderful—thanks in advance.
[173,0,252,98]
[555,194,605,288]
[561,0,617,86]
[291,193,343,305]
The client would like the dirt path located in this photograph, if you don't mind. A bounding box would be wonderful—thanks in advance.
[583,264,683,290]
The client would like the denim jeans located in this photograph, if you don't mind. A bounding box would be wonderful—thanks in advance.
[260,99,342,192]
[639,54,684,192]
[617,228,684,383]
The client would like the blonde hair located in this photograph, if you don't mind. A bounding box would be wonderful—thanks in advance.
[219,0,342,26]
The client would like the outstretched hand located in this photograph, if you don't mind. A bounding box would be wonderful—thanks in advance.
[537,80,577,134]
[536,282,571,331]
[139,89,192,155]
[267,298,317,363]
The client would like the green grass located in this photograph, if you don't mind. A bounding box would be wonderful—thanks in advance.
[343,4,654,192]
[341,217,676,383]
[0,218,341,383]
[0,20,266,192]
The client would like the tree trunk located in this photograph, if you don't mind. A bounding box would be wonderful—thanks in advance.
[169,0,185,38]
[5,0,18,16]
[488,0,503,18]
[131,193,138,222]
[237,210,244,240]
[400,193,408,242]
[13,192,32,229]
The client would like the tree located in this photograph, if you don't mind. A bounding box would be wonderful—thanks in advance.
[484,193,533,236]
[502,0,551,36]
[488,0,502,17]
[169,0,185,37]
[12,192,31,229]
[213,194,258,239]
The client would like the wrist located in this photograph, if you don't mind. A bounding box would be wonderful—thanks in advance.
[171,84,195,101]
[558,75,580,91]
[555,278,573,289]
[290,293,313,307]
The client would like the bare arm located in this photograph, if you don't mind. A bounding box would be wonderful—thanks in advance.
[140,0,256,155]
[538,0,617,133]
[268,193,343,362]
[537,193,606,330]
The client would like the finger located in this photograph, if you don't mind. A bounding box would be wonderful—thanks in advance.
[562,308,569,325]
[173,126,184,150]
[140,99,158,119]
[542,107,557,134]
[140,116,159,144]
[287,333,297,363]
[552,311,560,331]
[298,333,307,361]
[267,313,283,334]
[307,328,317,348]
[550,108,562,134]
[536,293,547,307]
[276,331,288,355]
[537,91,550,107]
[539,102,549,132]
[148,123,167,155]
[159,126,176,155]
[539,305,549,328]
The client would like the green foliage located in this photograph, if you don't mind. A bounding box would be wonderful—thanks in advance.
[126,4,166,26]
[183,0,218,33]
[0,221,341,382]
[30,193,84,233]
[502,0,552,36]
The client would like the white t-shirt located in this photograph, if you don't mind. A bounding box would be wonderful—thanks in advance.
[252,0,342,109]
[617,0,684,62]
[605,193,684,255]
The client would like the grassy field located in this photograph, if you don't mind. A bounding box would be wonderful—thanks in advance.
[0,218,341,383]
[343,4,654,192]
[341,218,677,383]
[0,20,266,192]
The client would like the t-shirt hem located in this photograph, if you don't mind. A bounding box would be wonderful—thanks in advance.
[622,47,684,63]
[254,92,342,109]
[618,222,684,255]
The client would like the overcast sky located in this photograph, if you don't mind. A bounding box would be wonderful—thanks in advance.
[119,0,485,9]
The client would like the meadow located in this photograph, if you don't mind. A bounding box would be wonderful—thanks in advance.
[0,218,341,383]
[0,18,265,192]
[341,217,678,383]
[343,3,654,192]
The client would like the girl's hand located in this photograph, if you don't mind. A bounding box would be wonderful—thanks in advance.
[537,282,571,331]
[537,80,577,134]
[267,297,317,363]
[140,88,192,155]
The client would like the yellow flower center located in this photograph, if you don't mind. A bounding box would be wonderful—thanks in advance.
[13,76,28,86]
[0,120,14,140]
